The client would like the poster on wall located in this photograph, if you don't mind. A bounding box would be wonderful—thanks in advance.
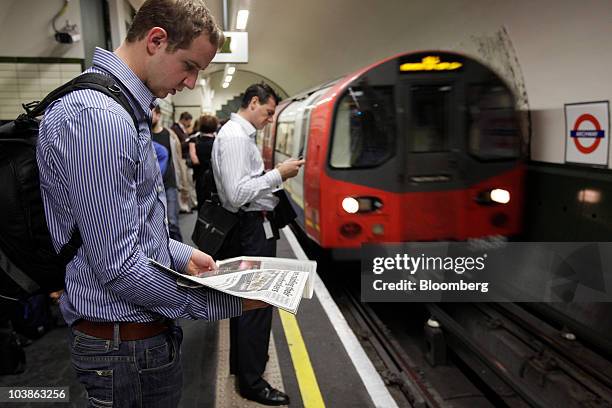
[565,101,610,166]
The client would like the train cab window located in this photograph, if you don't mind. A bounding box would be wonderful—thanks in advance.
[466,85,520,160]
[330,86,395,168]
[409,85,451,152]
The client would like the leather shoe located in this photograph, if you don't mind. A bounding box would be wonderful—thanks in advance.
[241,385,290,406]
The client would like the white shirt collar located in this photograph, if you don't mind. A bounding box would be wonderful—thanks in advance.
[230,112,256,138]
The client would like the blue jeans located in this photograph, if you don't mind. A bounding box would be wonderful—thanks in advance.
[69,324,183,408]
[165,187,183,242]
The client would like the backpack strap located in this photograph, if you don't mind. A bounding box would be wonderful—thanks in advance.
[28,72,139,130]
[57,228,82,268]
[28,73,142,267]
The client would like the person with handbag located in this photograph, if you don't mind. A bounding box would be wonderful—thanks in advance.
[189,114,219,209]
[211,83,304,406]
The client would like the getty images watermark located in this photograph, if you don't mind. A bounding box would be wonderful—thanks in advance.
[371,252,489,293]
[361,241,612,302]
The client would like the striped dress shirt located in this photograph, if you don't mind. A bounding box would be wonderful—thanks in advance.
[212,113,282,213]
[36,47,241,325]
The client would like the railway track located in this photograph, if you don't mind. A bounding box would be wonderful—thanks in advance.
[293,226,611,407]
[329,274,612,407]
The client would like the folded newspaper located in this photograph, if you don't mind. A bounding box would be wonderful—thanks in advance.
[150,256,316,314]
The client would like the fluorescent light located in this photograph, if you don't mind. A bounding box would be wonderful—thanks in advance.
[227,66,236,75]
[224,75,233,83]
[199,78,206,86]
[222,82,230,88]
[236,9,249,30]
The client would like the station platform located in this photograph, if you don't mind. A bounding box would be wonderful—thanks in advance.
[0,214,395,407]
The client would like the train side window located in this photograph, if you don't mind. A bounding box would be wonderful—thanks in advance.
[285,123,295,155]
[275,123,288,154]
[466,84,520,160]
[330,85,395,168]
[299,105,314,158]
[409,85,451,152]
[275,122,295,156]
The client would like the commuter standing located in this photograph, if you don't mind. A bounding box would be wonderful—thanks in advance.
[36,1,266,406]
[171,111,192,158]
[173,112,198,212]
[212,83,305,405]
[190,114,218,208]
[152,105,183,242]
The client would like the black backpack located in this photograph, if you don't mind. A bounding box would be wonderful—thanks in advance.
[0,73,138,302]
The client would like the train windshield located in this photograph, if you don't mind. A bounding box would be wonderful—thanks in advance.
[330,85,396,168]
[466,84,520,160]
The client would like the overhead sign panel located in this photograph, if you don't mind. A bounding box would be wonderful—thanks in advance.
[399,56,462,72]
[211,31,248,63]
[565,101,609,166]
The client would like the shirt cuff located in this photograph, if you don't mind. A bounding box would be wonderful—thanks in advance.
[265,168,283,188]
[169,240,194,272]
[188,288,242,320]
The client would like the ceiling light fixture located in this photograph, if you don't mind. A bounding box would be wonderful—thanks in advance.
[236,9,249,30]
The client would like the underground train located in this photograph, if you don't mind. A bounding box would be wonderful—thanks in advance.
[261,51,526,257]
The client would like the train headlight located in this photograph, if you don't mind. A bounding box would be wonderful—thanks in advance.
[490,189,510,204]
[476,189,510,205]
[342,196,383,213]
[342,197,359,214]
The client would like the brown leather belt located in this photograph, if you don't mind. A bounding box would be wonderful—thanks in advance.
[73,320,169,341]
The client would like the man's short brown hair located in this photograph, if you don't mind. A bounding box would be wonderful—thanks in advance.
[126,0,224,52]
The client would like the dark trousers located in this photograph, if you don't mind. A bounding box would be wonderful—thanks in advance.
[217,211,276,392]
[70,324,183,407]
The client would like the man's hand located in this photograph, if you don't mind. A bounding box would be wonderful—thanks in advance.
[276,158,305,181]
[242,299,269,311]
[186,248,218,277]
[49,290,63,304]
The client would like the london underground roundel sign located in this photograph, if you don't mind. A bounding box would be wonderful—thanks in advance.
[571,113,604,154]
[565,102,610,166]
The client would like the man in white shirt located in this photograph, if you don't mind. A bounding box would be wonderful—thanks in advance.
[212,83,304,405]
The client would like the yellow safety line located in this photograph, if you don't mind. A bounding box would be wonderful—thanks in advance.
[278,310,326,408]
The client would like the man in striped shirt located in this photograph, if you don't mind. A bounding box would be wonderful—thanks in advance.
[36,1,264,406]
[212,84,304,405]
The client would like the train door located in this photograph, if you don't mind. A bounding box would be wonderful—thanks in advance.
[399,81,463,183]
[397,80,465,239]
[291,89,331,213]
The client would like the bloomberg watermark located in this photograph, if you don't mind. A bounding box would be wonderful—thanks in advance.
[361,242,612,302]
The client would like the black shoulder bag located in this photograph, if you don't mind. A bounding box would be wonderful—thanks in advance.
[191,168,238,257]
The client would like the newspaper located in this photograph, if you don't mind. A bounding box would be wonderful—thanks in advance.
[149,256,316,314]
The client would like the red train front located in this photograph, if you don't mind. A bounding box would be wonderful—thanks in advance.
[262,51,525,258]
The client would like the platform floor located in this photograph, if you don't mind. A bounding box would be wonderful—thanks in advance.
[0,213,385,407]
